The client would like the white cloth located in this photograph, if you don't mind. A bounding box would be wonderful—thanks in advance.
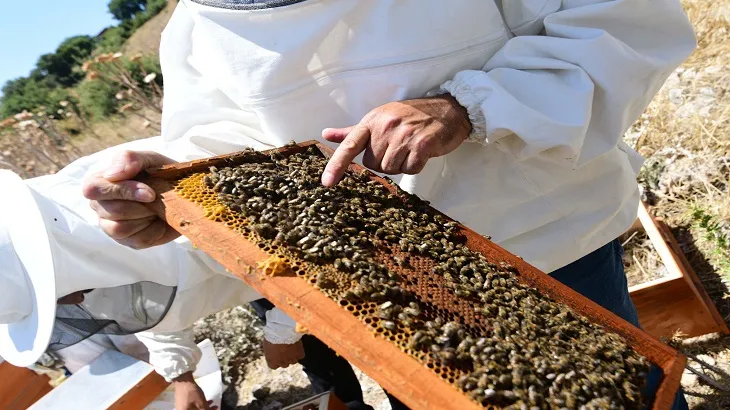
[0,135,302,381]
[54,334,149,374]
[135,329,202,382]
[157,0,695,273]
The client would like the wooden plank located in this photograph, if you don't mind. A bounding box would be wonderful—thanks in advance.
[143,140,685,410]
[655,217,730,335]
[631,277,723,338]
[107,371,169,410]
[631,202,729,338]
[6,374,54,410]
[29,350,169,410]
[0,362,53,410]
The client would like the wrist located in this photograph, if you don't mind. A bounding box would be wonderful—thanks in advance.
[433,94,472,142]
[438,77,488,144]
[173,371,195,384]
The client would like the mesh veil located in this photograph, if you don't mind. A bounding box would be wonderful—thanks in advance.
[47,281,176,352]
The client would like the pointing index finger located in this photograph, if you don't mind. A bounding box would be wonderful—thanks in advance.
[322,125,370,187]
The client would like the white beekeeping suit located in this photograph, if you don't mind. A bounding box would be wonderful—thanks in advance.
[52,333,149,374]
[155,0,696,274]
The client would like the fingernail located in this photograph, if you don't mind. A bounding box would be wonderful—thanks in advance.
[103,163,126,179]
[134,188,155,202]
[321,171,335,187]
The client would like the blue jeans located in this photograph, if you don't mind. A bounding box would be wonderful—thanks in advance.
[550,239,688,410]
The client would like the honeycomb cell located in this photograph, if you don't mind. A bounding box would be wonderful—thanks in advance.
[172,152,651,410]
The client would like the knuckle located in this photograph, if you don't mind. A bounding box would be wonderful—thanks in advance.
[100,219,125,239]
[117,150,137,164]
[401,126,418,140]
[383,163,399,174]
[82,180,102,199]
[378,114,401,131]
[104,200,125,216]
[387,116,403,130]
[413,137,431,154]
[114,183,137,201]
[405,159,427,175]
[340,138,360,152]
[105,202,138,221]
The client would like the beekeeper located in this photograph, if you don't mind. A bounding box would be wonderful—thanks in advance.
[0,165,304,410]
[80,0,699,408]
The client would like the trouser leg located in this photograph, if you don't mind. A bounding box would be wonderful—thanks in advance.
[549,239,688,410]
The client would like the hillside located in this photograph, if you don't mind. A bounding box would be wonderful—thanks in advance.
[122,0,176,56]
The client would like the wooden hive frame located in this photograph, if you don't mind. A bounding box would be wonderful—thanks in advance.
[141,140,686,410]
[628,201,730,339]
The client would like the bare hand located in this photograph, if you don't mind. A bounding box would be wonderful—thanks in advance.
[82,150,181,249]
[174,373,218,410]
[321,95,471,186]
[263,339,305,369]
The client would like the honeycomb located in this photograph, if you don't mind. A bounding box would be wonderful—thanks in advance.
[171,149,650,410]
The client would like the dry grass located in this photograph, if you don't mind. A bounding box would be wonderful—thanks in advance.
[632,1,730,408]
[620,230,668,287]
[122,0,176,56]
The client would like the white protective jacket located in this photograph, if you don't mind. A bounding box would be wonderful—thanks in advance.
[18,138,302,382]
[157,0,696,273]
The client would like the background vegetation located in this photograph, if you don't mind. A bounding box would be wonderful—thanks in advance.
[0,0,167,119]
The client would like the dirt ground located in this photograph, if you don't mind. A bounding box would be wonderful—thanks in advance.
[192,306,391,410]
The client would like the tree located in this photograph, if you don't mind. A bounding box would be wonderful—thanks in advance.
[56,36,95,65]
[108,0,147,21]
[35,36,95,87]
[0,77,56,118]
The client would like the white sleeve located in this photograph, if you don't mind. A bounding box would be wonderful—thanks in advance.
[263,307,304,345]
[440,0,696,168]
[135,328,202,383]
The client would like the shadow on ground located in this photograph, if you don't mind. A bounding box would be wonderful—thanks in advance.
[221,384,314,410]
[673,226,730,322]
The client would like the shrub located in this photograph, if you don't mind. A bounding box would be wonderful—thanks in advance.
[108,0,147,21]
[78,79,117,120]
[0,77,57,118]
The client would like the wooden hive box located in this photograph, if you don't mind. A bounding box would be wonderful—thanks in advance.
[628,201,730,339]
[0,360,53,410]
[141,140,686,410]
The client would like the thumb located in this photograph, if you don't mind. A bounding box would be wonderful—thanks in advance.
[103,150,176,182]
[322,126,355,143]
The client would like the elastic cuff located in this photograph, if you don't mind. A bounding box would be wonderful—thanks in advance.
[438,79,488,145]
[161,361,197,383]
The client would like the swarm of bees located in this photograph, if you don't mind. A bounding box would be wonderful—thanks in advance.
[199,146,650,409]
